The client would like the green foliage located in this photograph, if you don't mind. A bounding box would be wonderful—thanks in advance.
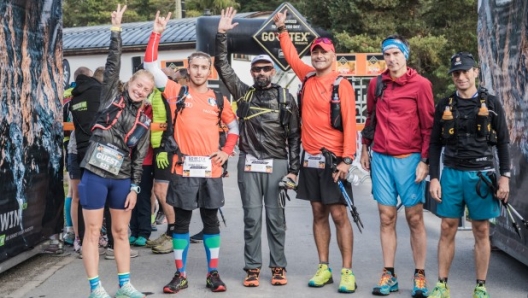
[184,0,239,15]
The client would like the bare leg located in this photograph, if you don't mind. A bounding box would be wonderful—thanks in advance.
[82,209,104,277]
[437,218,458,278]
[472,220,490,280]
[154,182,175,224]
[109,208,133,273]
[311,201,330,263]
[378,204,397,267]
[405,204,427,269]
[329,204,353,268]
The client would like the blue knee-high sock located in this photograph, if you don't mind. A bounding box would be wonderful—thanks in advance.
[173,232,190,276]
[88,276,100,291]
[203,233,221,272]
[64,196,72,227]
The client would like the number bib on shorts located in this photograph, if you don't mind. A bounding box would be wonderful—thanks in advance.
[88,143,125,175]
[303,152,326,169]
[183,156,212,178]
[244,154,273,173]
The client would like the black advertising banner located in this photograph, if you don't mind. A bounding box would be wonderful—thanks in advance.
[0,1,64,263]
[478,0,528,265]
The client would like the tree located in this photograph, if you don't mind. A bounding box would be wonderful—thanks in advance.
[184,0,239,16]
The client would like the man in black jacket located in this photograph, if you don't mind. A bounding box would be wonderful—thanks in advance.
[428,52,511,298]
[215,7,301,287]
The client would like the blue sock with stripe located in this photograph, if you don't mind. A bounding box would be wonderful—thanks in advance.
[88,276,100,291]
[118,272,130,287]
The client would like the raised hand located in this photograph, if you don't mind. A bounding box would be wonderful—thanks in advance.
[218,7,239,33]
[111,4,127,27]
[153,10,172,34]
[273,9,288,27]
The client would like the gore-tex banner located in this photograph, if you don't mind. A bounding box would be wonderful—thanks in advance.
[252,2,320,71]
[0,0,64,264]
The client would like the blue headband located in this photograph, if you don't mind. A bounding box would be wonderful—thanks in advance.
[382,39,409,60]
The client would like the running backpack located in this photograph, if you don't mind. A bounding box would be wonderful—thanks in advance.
[361,75,386,143]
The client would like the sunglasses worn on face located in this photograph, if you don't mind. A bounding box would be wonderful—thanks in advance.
[251,66,274,73]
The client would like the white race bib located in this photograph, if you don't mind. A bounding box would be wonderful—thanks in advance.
[88,143,125,175]
[182,156,212,178]
[244,154,273,173]
[303,152,326,169]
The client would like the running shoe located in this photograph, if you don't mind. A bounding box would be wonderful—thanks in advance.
[308,264,333,287]
[152,236,173,254]
[155,211,166,225]
[206,270,227,292]
[190,231,203,243]
[73,237,82,253]
[163,271,188,293]
[133,236,147,247]
[372,269,398,295]
[115,282,145,298]
[129,236,137,244]
[88,285,111,298]
[146,233,171,248]
[271,267,287,286]
[151,223,157,231]
[429,281,450,298]
[243,268,260,287]
[412,273,429,298]
[338,268,357,293]
[104,248,138,260]
[473,285,489,298]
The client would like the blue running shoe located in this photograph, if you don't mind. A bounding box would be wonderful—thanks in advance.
[372,269,398,296]
[412,273,429,298]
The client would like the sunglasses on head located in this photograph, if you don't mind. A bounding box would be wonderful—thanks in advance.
[313,37,332,45]
[451,52,474,60]
[251,66,274,73]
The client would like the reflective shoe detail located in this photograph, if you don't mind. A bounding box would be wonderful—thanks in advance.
[163,271,188,294]
[429,281,450,298]
[146,234,171,248]
[88,285,111,298]
[338,268,357,293]
[372,269,398,296]
[115,282,145,298]
[190,231,203,243]
[133,236,147,247]
[243,268,260,287]
[206,270,226,292]
[473,285,489,298]
[412,273,429,298]
[129,236,137,244]
[151,235,173,254]
[308,264,333,287]
[271,267,287,286]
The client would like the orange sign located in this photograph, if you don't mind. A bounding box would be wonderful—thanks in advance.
[334,53,386,77]
[161,58,219,80]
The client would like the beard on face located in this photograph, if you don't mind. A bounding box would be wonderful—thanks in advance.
[253,75,271,88]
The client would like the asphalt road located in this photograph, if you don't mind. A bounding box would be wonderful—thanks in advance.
[1,159,527,298]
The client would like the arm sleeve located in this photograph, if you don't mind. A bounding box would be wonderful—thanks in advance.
[143,32,169,88]
[278,31,314,80]
[286,93,301,174]
[214,33,250,100]
[417,78,435,158]
[220,98,239,155]
[339,79,357,158]
[491,96,511,176]
[429,101,446,180]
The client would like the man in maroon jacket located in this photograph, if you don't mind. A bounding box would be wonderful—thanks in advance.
[360,34,434,298]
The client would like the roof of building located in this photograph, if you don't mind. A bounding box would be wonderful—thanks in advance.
[63,12,263,55]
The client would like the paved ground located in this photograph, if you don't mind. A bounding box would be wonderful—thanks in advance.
[1,159,527,298]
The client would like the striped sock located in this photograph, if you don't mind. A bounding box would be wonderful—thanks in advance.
[88,276,100,291]
[203,233,220,272]
[118,272,130,287]
[173,232,190,276]
[64,197,72,227]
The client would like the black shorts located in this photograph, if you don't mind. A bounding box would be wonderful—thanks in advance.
[297,154,351,205]
[166,174,225,210]
[68,153,82,180]
[153,153,172,182]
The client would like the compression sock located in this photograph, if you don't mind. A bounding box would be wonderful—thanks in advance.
[203,233,221,272]
[173,232,190,276]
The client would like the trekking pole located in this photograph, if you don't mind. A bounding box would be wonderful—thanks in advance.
[506,204,527,228]
[321,147,364,233]
[218,208,227,227]
[476,172,522,239]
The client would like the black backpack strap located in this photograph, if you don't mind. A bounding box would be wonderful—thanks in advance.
[332,76,343,100]
[297,71,317,118]
[214,90,224,127]
[173,85,188,128]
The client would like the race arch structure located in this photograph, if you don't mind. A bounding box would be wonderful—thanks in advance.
[478,0,528,266]
[0,0,64,271]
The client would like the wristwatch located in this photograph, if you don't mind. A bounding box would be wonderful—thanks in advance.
[502,172,511,178]
[420,158,429,165]
[343,157,353,165]
[130,184,141,194]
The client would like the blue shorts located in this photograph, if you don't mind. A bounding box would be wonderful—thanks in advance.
[78,170,131,210]
[438,167,500,220]
[371,151,425,207]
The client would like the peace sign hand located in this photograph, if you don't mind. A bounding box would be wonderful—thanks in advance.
[111,4,127,27]
[273,9,288,27]
[153,10,172,34]
[218,7,239,34]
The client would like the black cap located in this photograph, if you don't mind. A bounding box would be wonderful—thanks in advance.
[448,52,476,74]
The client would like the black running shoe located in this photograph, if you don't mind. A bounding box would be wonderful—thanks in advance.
[206,270,226,292]
[163,271,188,294]
[190,231,204,243]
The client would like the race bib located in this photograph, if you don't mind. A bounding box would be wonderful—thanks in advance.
[303,152,326,169]
[88,143,125,175]
[244,154,273,173]
[183,156,212,178]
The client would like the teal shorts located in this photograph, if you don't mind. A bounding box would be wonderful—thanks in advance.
[371,151,425,207]
[438,167,500,220]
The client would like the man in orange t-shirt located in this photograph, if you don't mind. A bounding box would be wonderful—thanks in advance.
[274,10,358,293]
[143,12,239,294]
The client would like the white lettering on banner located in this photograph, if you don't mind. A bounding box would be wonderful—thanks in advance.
[244,154,273,173]
[0,210,21,232]
[261,32,310,43]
